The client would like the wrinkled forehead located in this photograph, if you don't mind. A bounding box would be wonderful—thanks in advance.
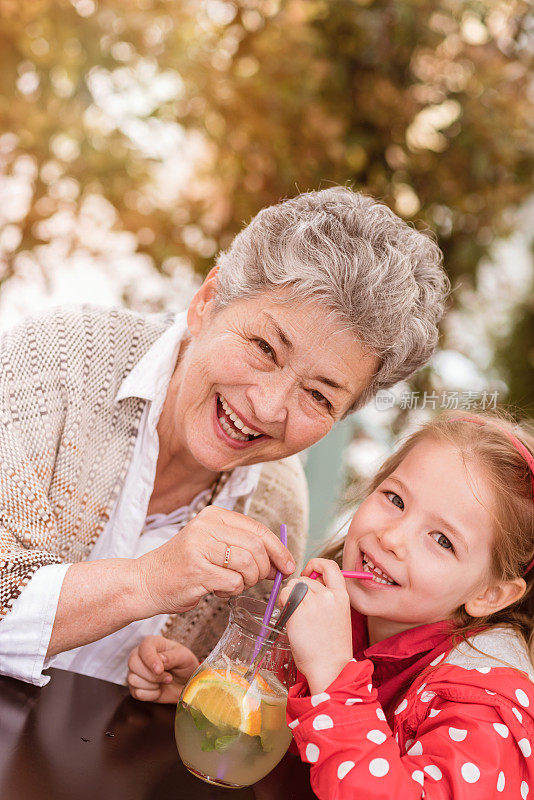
[251,298,379,401]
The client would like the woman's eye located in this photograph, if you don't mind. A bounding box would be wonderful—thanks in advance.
[309,389,330,407]
[385,491,404,510]
[431,532,454,551]
[255,339,275,358]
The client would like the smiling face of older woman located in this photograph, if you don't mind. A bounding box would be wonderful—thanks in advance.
[160,274,379,475]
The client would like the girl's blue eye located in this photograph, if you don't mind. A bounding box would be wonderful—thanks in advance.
[385,491,404,510]
[431,532,454,551]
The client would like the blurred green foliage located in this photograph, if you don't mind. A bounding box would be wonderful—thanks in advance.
[0,0,533,411]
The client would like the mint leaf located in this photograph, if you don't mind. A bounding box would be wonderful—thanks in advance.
[190,707,211,731]
[214,735,239,752]
[200,739,216,752]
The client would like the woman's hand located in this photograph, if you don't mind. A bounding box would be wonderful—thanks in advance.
[134,506,296,618]
[278,558,353,695]
[127,635,200,704]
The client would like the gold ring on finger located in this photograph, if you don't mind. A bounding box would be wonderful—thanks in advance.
[223,545,231,568]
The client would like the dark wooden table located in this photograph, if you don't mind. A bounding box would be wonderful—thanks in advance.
[0,668,316,800]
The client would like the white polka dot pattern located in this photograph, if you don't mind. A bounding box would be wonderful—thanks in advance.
[420,691,436,703]
[290,661,534,798]
[461,762,480,783]
[412,770,424,786]
[493,723,509,739]
[424,765,442,781]
[345,698,362,705]
[516,689,530,707]
[366,729,387,745]
[369,758,389,777]
[312,714,334,731]
[288,718,299,729]
[394,699,408,715]
[519,738,532,757]
[337,761,355,780]
[407,741,423,756]
[305,743,320,763]
[310,692,331,707]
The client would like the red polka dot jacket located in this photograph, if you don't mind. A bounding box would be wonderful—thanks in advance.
[287,610,534,798]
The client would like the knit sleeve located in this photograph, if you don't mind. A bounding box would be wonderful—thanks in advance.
[0,396,64,617]
[0,311,75,616]
[0,306,171,618]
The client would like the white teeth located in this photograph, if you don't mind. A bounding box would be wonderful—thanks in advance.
[362,554,396,585]
[229,412,244,430]
[218,415,248,440]
[218,395,262,438]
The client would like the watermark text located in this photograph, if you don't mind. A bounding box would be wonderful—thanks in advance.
[375,389,500,412]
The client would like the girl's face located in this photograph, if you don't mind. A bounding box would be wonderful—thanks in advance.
[343,437,496,643]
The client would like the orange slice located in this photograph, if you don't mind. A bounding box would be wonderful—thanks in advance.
[251,672,276,696]
[182,668,262,736]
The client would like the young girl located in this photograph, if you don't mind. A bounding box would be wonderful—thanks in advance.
[127,411,534,799]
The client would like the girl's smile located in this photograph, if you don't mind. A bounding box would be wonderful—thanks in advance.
[359,551,400,587]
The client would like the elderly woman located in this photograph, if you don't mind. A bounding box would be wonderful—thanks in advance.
[0,187,447,689]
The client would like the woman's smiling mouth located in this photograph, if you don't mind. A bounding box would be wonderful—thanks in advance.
[216,394,265,443]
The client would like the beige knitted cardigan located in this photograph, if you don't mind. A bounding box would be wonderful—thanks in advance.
[0,306,308,660]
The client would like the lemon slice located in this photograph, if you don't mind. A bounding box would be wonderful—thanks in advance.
[182,668,262,736]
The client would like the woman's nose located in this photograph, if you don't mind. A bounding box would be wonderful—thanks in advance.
[246,375,291,425]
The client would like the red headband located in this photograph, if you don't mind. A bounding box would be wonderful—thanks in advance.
[459,417,534,575]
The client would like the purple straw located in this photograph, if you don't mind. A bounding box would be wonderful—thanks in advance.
[216,526,288,783]
[251,523,287,660]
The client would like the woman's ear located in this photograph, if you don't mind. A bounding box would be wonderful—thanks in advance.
[465,577,526,618]
[187,266,219,334]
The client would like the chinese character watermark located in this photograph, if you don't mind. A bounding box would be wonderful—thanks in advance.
[375,389,499,412]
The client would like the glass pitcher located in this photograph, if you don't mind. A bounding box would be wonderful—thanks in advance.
[175,595,296,788]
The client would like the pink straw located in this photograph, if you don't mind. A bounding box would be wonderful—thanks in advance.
[309,569,373,581]
[251,523,287,659]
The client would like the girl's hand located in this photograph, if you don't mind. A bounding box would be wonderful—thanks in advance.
[278,558,353,695]
[134,506,296,617]
[127,635,200,704]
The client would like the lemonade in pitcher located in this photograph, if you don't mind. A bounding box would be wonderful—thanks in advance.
[175,596,295,788]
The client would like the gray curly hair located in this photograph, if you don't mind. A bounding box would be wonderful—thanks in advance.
[215,187,449,412]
